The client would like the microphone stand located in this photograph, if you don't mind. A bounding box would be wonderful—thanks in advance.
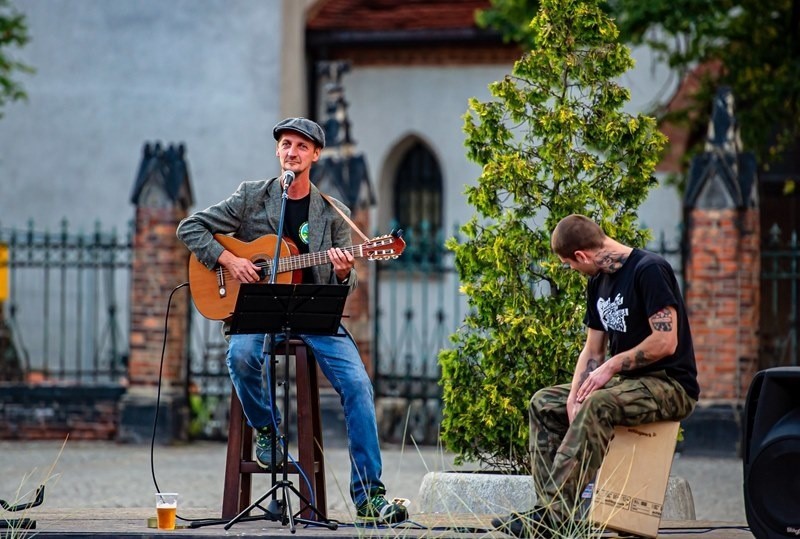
[268,171,293,284]
[223,172,336,532]
[251,171,292,523]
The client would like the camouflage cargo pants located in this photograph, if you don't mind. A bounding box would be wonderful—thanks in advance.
[529,370,696,520]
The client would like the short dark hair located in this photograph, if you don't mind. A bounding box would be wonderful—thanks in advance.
[551,214,606,259]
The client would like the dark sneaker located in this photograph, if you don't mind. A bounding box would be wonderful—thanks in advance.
[356,495,408,524]
[255,427,284,469]
[491,507,554,538]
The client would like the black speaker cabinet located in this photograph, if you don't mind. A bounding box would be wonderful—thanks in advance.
[743,367,800,538]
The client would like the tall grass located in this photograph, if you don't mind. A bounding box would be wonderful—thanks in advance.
[1,436,68,539]
[316,408,623,539]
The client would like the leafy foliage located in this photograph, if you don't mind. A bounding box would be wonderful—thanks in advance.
[439,0,666,473]
[479,0,800,171]
[609,0,800,169]
[0,0,32,118]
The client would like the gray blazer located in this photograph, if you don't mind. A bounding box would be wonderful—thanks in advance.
[177,177,357,291]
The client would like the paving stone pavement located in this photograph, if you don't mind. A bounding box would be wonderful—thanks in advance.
[0,440,746,523]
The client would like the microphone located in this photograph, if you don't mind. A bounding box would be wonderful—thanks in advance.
[282,170,295,189]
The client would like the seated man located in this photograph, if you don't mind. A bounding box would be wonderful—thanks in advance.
[493,214,699,538]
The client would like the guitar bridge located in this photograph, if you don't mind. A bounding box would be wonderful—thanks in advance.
[216,267,227,298]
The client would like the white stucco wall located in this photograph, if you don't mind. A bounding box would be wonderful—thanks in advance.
[625,46,683,245]
[0,0,289,233]
[338,65,510,234]
[337,45,682,243]
[0,0,683,240]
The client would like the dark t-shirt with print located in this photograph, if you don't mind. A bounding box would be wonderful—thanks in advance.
[283,194,314,284]
[583,248,700,400]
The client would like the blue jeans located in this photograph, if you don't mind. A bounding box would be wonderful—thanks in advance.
[226,325,385,506]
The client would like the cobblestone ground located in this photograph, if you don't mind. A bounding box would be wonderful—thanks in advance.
[0,440,745,523]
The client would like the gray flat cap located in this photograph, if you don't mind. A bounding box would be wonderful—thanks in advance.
[272,117,326,148]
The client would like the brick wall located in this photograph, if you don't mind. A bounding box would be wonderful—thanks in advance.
[119,205,190,443]
[128,206,190,389]
[685,208,760,400]
[0,385,125,440]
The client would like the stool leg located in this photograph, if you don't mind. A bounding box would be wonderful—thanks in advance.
[222,393,246,519]
[239,424,254,513]
[295,345,326,520]
[307,351,327,517]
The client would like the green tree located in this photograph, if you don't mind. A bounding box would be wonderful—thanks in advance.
[609,0,799,169]
[439,0,666,472]
[479,0,800,170]
[0,0,32,118]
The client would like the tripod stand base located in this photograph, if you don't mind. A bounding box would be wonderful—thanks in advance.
[191,480,336,532]
[224,480,337,532]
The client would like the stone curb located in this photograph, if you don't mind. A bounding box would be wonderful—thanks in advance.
[416,472,696,520]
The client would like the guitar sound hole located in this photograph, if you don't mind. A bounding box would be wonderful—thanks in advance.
[253,258,269,281]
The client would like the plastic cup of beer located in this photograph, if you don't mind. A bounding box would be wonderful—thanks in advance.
[155,492,178,530]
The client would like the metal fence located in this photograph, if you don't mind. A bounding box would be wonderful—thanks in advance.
[186,310,233,439]
[761,223,800,368]
[0,220,131,383]
[0,217,686,443]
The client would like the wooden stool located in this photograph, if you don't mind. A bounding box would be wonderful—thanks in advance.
[222,339,327,521]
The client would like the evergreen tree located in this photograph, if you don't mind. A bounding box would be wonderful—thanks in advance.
[439,0,666,472]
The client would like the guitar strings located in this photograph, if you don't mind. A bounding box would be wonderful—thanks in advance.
[214,244,364,279]
[210,234,399,281]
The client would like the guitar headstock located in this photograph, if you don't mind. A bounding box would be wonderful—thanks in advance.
[364,229,406,260]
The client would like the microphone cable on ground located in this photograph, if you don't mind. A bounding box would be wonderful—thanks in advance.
[149,282,201,522]
[148,281,316,525]
[658,524,751,534]
[149,280,239,525]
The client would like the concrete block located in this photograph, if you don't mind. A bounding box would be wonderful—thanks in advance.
[417,472,536,515]
[417,472,695,521]
[663,476,696,520]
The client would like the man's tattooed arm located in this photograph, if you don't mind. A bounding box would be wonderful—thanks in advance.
[618,350,650,371]
[617,307,678,371]
[651,308,673,332]
[578,358,600,385]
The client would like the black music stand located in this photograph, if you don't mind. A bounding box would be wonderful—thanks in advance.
[224,283,345,533]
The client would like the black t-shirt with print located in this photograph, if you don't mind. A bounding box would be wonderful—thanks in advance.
[283,194,314,284]
[583,248,700,400]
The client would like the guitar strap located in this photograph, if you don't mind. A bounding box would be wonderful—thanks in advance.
[320,192,370,242]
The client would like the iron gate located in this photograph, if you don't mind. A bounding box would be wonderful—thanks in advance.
[0,220,131,383]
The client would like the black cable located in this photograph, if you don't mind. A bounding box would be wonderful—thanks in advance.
[150,281,188,495]
[658,525,751,534]
[148,281,216,523]
[323,521,749,535]
[148,281,317,525]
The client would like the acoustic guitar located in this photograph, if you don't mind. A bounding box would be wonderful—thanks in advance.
[188,231,405,320]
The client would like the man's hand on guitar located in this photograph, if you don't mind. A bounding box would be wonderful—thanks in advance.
[218,250,262,283]
[188,232,405,320]
[328,247,354,282]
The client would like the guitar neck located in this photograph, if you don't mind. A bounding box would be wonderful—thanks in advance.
[272,244,364,273]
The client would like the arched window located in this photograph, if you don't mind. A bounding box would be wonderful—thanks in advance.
[390,141,444,267]
[392,142,442,235]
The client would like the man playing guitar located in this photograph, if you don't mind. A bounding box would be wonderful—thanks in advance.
[177,117,408,524]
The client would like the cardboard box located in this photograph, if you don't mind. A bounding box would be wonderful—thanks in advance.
[589,421,680,538]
